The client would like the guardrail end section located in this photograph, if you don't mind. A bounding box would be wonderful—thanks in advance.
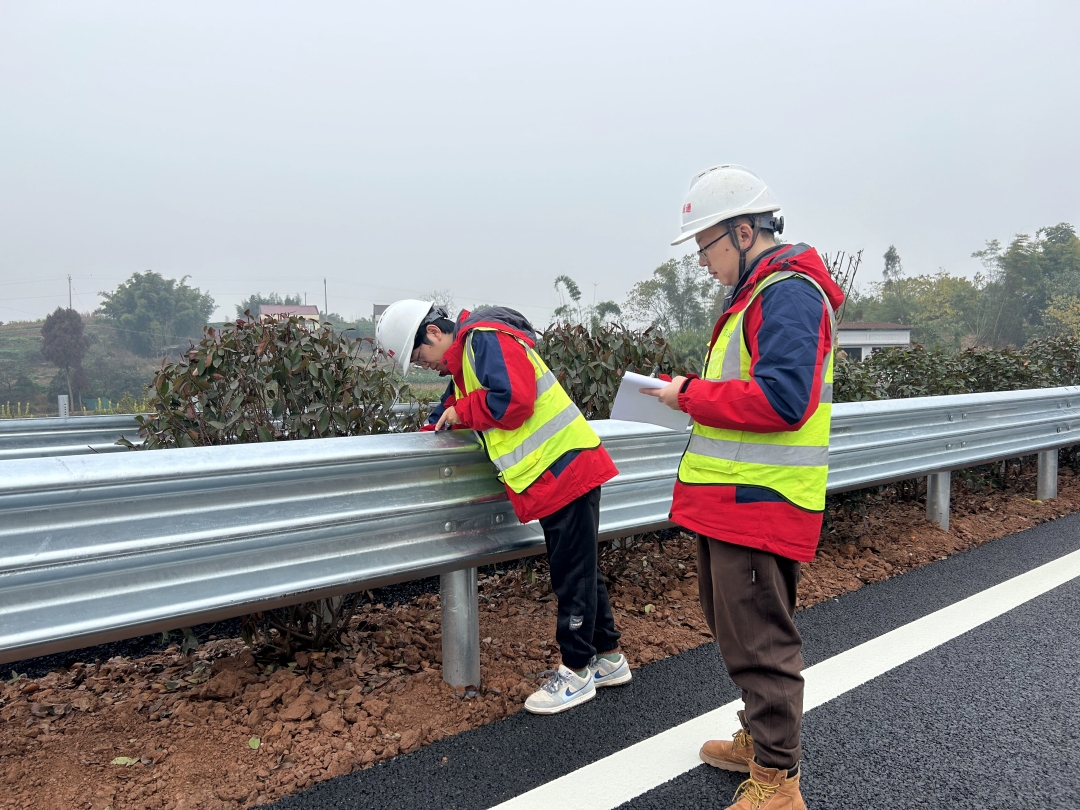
[440,568,481,690]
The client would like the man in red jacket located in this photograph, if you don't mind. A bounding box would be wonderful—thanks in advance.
[376,301,630,714]
[646,165,844,810]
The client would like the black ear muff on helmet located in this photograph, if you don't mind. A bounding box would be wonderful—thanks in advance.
[761,214,784,234]
[731,214,785,279]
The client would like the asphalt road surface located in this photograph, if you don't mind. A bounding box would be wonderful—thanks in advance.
[262,512,1080,809]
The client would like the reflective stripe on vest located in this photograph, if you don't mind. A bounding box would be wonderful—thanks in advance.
[684,434,828,467]
[678,269,835,511]
[458,327,600,494]
[487,400,582,471]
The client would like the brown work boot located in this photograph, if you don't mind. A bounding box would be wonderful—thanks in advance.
[699,709,754,772]
[726,759,805,810]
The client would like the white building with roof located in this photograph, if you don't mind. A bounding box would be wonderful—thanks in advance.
[836,321,911,361]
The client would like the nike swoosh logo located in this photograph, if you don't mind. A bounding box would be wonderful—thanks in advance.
[564,684,588,698]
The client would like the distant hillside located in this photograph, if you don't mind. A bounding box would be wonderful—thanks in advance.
[0,317,160,416]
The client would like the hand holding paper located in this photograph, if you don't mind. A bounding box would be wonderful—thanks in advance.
[640,375,687,410]
[610,371,691,432]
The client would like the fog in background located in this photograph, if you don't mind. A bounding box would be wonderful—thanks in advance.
[2,0,1078,325]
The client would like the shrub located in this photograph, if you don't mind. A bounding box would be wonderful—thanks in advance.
[131,315,427,449]
[834,335,1080,402]
[537,323,690,420]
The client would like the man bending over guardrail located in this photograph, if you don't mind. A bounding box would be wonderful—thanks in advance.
[645,165,845,810]
[375,299,630,714]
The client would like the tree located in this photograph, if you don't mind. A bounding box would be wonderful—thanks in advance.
[553,275,584,324]
[235,292,303,318]
[882,245,903,287]
[41,307,91,408]
[592,301,623,330]
[97,271,215,357]
[623,255,717,335]
[1036,223,1080,336]
[821,250,863,324]
[425,289,456,315]
[622,255,720,367]
[1043,294,1080,335]
[903,271,982,350]
[876,245,912,326]
[972,233,1050,347]
[552,275,621,332]
[847,222,1079,350]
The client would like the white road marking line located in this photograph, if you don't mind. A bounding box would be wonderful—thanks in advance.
[490,546,1080,810]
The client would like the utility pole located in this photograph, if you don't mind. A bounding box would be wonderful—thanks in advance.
[68,275,72,309]
[323,278,328,317]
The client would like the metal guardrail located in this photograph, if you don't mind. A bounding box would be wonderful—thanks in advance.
[0,403,431,461]
[827,387,1080,490]
[0,414,143,460]
[3,386,1079,684]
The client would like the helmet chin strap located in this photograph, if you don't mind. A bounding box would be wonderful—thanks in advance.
[728,219,761,280]
[729,213,784,280]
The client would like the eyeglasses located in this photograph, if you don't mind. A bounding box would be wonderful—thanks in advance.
[697,230,731,263]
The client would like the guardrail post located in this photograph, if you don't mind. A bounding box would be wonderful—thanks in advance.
[1038,450,1058,501]
[57,395,69,419]
[926,471,950,531]
[440,568,480,689]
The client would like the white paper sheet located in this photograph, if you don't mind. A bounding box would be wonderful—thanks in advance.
[609,371,691,432]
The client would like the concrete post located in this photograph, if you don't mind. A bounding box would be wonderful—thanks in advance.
[57,395,69,419]
[440,567,480,689]
[926,470,951,531]
[1038,450,1058,501]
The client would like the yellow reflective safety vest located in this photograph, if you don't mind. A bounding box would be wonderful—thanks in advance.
[456,327,600,494]
[677,270,836,511]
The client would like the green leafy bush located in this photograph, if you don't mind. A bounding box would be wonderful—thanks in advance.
[131,315,427,449]
[537,323,689,420]
[834,334,1080,402]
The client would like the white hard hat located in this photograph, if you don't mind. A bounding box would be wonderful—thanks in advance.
[671,164,782,246]
[374,299,434,376]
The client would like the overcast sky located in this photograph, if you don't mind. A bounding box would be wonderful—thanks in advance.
[2,1,1078,326]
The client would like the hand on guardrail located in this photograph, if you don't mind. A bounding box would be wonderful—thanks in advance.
[435,405,462,431]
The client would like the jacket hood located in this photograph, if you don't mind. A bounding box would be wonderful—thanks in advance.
[454,307,538,346]
[728,243,845,316]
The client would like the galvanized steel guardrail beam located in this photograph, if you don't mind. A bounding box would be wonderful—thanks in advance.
[0,404,429,461]
[2,386,1079,686]
[0,414,143,460]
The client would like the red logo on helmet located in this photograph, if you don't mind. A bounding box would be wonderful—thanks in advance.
[387,349,395,357]
[683,203,692,214]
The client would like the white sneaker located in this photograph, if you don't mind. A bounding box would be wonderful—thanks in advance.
[523,665,596,715]
[589,653,632,687]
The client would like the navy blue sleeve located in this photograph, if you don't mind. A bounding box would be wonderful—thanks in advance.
[468,331,514,421]
[425,380,456,426]
[753,279,826,426]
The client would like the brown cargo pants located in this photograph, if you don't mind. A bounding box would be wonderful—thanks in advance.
[697,533,804,770]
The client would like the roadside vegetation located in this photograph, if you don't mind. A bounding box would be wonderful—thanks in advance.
[7,221,1077,417]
